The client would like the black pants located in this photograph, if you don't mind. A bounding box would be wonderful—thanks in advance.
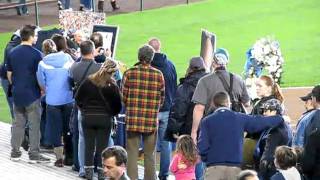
[82,113,111,168]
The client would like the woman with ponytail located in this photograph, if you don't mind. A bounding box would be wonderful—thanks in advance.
[251,75,284,115]
[243,75,286,169]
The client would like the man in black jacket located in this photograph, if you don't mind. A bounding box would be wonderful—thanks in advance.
[301,85,320,179]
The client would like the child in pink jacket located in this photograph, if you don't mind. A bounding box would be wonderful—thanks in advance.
[170,135,198,180]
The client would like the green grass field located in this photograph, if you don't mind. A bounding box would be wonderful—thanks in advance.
[0,0,319,122]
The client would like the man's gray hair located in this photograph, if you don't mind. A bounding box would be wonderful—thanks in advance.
[138,44,155,64]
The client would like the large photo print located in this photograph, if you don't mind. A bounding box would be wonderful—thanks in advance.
[59,10,105,36]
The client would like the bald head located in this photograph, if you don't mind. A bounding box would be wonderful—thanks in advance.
[148,38,161,52]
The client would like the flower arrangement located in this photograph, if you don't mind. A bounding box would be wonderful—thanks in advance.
[247,36,284,83]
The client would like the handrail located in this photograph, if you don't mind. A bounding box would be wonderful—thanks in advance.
[0,0,56,10]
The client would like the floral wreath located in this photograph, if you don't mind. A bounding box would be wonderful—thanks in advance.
[244,36,284,83]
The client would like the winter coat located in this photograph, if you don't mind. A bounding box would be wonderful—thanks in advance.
[151,53,177,112]
[164,70,207,142]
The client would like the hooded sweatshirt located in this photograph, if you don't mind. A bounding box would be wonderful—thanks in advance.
[151,53,177,111]
[37,51,74,105]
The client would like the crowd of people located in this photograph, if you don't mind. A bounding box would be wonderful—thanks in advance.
[0,24,320,180]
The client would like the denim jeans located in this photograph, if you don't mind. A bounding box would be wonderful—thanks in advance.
[196,161,205,180]
[1,78,14,120]
[46,103,73,148]
[16,0,28,15]
[157,111,172,178]
[71,105,79,170]
[80,0,93,9]
[11,99,41,158]
[78,110,85,175]
[60,0,70,9]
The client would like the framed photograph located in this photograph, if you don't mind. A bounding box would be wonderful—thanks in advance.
[93,25,120,59]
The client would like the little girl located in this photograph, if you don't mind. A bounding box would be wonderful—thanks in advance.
[170,135,198,180]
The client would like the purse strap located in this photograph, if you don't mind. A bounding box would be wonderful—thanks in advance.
[74,61,93,98]
[97,86,112,113]
[216,72,236,102]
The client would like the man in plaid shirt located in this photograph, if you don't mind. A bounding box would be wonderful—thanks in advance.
[122,44,165,180]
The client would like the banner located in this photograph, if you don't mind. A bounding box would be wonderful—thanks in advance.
[59,10,105,37]
[200,29,216,72]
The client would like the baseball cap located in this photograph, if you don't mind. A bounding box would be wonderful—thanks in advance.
[213,48,229,66]
[262,99,283,114]
[189,56,205,69]
[300,92,312,101]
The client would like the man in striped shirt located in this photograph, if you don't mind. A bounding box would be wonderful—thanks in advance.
[122,44,165,180]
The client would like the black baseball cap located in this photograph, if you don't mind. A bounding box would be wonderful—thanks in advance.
[300,92,312,101]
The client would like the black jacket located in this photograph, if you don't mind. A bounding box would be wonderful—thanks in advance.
[75,79,122,116]
[0,34,21,79]
[301,127,320,179]
[164,70,207,142]
[256,122,292,179]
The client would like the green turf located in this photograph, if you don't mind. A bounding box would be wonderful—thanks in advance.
[0,0,319,122]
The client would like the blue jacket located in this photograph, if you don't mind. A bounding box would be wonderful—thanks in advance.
[197,107,283,167]
[293,109,317,147]
[151,53,177,111]
[37,51,74,105]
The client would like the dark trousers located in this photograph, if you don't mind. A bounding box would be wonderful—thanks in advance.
[46,103,73,159]
[82,113,111,168]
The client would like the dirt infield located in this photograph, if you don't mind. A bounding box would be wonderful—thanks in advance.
[0,0,202,33]
[282,87,313,125]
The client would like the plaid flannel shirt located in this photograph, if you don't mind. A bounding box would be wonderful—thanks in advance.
[122,64,165,133]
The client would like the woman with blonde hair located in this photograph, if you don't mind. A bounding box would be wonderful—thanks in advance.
[75,59,122,180]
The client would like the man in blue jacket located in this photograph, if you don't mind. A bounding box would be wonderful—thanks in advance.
[148,38,177,180]
[197,92,284,180]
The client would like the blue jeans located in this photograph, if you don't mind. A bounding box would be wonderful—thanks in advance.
[60,0,70,9]
[157,111,171,178]
[46,103,73,147]
[1,78,14,120]
[16,0,28,15]
[196,161,205,180]
[71,105,79,170]
[80,0,93,9]
[78,110,85,175]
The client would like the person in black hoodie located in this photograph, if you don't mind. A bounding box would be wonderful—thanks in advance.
[148,38,177,180]
[75,60,122,180]
[165,56,207,142]
[0,30,21,120]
